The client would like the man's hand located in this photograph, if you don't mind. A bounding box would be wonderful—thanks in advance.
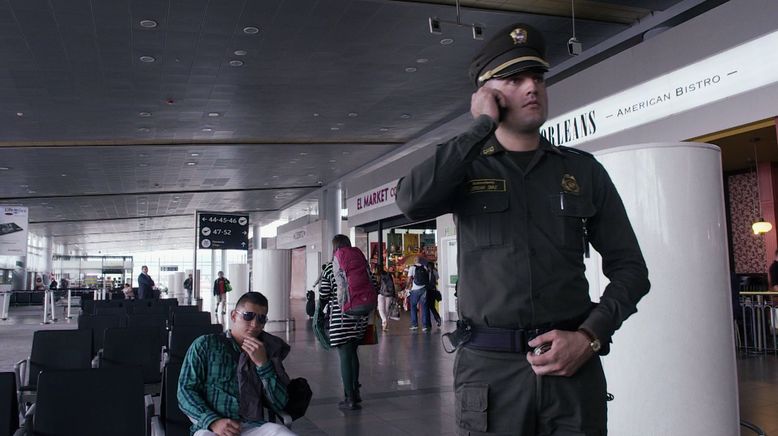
[471,86,506,122]
[526,330,594,377]
[209,418,241,436]
[241,336,268,366]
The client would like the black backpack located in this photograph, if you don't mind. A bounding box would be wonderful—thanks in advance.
[305,290,315,317]
[284,378,313,420]
[379,273,395,297]
[413,265,429,287]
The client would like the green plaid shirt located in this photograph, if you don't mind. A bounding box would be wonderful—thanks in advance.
[177,333,288,435]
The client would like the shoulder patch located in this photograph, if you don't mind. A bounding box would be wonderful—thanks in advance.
[558,145,594,159]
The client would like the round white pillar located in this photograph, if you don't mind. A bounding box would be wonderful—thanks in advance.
[170,271,185,304]
[587,142,738,435]
[225,263,249,330]
[252,249,291,332]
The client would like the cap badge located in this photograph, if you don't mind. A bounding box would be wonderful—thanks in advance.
[510,28,528,45]
[561,174,580,194]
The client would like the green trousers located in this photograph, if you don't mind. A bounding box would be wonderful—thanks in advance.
[454,346,607,436]
[336,339,360,398]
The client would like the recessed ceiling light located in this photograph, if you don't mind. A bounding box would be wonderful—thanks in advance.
[313,113,319,117]
[405,67,417,73]
[40,202,48,205]
[243,26,260,35]
[229,59,244,67]
[379,127,390,132]
[330,127,340,131]
[0,167,9,170]
[416,58,429,63]
[299,152,308,156]
[138,127,150,132]
[190,152,200,157]
[400,113,411,119]
[139,112,152,117]
[27,190,36,194]
[60,174,67,177]
[15,112,23,117]
[234,50,247,56]
[347,112,358,117]
[139,55,156,63]
[139,163,148,167]
[19,184,28,188]
[186,162,197,166]
[207,112,221,117]
[140,19,158,28]
[328,159,336,163]
[173,196,180,200]
[201,127,213,132]
[440,38,454,45]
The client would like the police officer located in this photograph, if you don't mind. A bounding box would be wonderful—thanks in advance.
[396,23,649,435]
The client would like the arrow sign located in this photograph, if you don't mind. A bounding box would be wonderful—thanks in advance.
[197,212,250,250]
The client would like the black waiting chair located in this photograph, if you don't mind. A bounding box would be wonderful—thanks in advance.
[157,363,190,436]
[172,311,211,327]
[0,372,19,436]
[99,327,163,395]
[170,305,200,316]
[166,324,223,365]
[127,313,169,349]
[93,306,127,316]
[82,299,124,315]
[17,367,147,436]
[77,313,127,356]
[13,329,93,416]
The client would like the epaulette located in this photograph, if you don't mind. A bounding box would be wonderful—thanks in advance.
[558,145,595,159]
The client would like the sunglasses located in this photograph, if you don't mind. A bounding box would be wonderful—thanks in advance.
[236,310,268,324]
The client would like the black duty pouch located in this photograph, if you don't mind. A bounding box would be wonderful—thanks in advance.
[442,320,472,353]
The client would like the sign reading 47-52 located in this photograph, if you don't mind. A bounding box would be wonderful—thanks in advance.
[197,212,249,250]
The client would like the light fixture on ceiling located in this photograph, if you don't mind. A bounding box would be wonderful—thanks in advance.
[568,0,583,56]
[0,166,9,170]
[400,113,411,119]
[234,50,247,56]
[379,127,389,132]
[201,127,213,132]
[751,139,772,235]
[416,58,429,64]
[428,0,483,40]
[190,152,200,157]
[229,59,244,67]
[15,112,23,117]
[139,112,152,117]
[440,38,454,46]
[330,127,340,131]
[207,112,221,117]
[347,112,358,117]
[243,26,260,35]
[140,19,158,28]
[186,162,197,166]
[404,67,417,73]
[139,55,156,63]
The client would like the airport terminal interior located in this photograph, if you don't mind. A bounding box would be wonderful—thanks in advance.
[2,0,778,435]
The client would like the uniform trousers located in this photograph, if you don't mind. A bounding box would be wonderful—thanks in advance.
[454,346,607,436]
[194,422,297,435]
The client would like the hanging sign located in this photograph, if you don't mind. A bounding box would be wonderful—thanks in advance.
[347,179,399,217]
[197,212,250,250]
[0,206,29,256]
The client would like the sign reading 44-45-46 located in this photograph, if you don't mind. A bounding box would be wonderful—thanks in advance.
[197,213,249,250]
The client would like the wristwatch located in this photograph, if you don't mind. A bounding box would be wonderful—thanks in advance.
[579,328,601,353]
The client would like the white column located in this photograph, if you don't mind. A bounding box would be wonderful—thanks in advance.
[226,263,250,330]
[320,185,342,256]
[587,142,738,435]
[171,271,185,304]
[252,249,291,333]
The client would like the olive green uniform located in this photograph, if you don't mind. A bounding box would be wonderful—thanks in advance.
[396,115,649,435]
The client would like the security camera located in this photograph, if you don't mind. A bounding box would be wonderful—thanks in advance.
[567,37,582,56]
[429,17,442,34]
[472,25,483,40]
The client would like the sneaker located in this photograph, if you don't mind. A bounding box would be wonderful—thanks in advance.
[422,327,429,332]
[337,399,361,410]
[409,326,419,331]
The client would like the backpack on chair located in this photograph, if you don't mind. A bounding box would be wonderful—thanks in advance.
[332,247,377,316]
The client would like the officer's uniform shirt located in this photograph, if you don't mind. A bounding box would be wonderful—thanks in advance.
[396,115,649,347]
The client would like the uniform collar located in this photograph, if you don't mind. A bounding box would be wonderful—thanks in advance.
[481,133,562,156]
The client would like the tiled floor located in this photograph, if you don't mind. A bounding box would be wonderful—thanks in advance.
[2,299,777,435]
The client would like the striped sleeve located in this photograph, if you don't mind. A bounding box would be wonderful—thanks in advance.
[177,336,221,431]
[256,361,288,413]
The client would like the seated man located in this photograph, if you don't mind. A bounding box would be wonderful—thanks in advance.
[178,292,297,436]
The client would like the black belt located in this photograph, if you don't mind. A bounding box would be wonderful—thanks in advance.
[465,326,548,353]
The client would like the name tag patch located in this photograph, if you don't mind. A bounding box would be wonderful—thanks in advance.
[467,179,507,194]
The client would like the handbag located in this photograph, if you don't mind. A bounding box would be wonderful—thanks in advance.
[359,312,380,346]
[388,299,401,320]
[225,282,233,292]
[313,300,331,350]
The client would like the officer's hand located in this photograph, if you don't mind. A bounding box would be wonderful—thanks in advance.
[241,336,269,366]
[209,418,241,436]
[526,330,593,377]
[470,86,506,122]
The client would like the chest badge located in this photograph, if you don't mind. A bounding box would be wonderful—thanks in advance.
[561,174,580,194]
[482,145,496,156]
